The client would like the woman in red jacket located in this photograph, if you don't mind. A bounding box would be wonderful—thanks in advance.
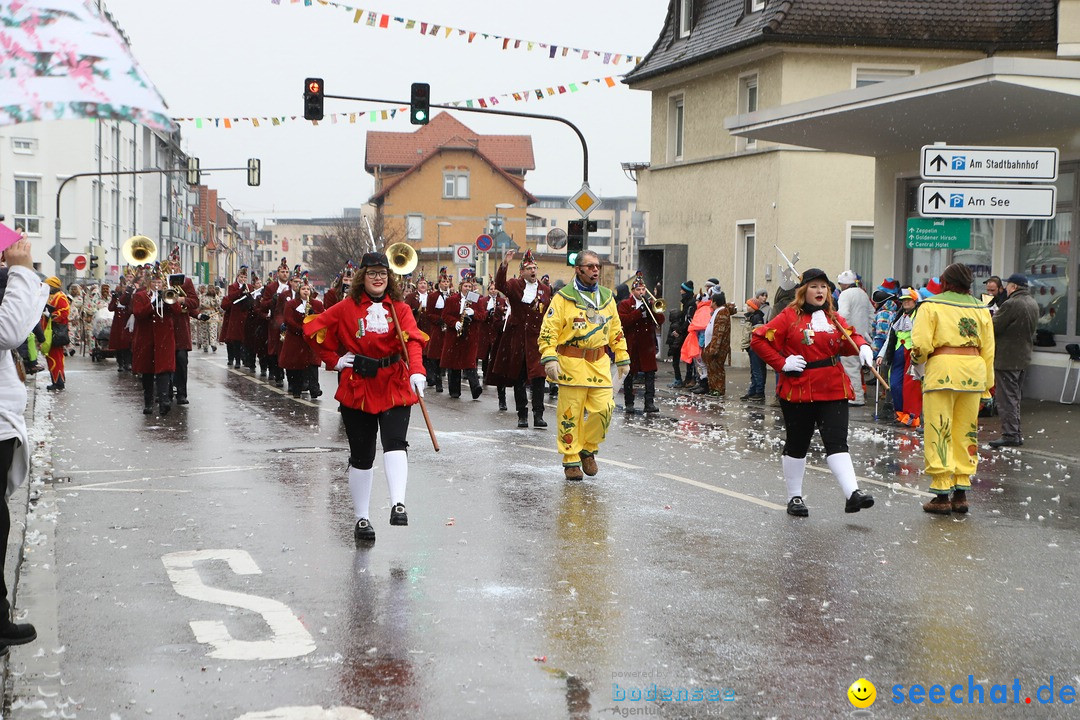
[304,253,427,544]
[750,268,876,518]
[279,280,324,398]
[131,269,183,415]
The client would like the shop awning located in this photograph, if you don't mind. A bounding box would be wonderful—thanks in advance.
[725,57,1080,157]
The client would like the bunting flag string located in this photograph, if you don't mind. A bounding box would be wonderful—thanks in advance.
[269,0,644,66]
[174,75,623,128]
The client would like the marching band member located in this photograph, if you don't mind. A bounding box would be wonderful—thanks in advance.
[281,276,324,398]
[132,265,183,415]
[440,273,488,400]
[221,266,252,368]
[165,250,200,405]
[303,252,428,544]
[405,276,435,386]
[480,289,509,411]
[243,273,268,374]
[109,271,136,372]
[617,274,663,412]
[261,260,294,388]
[42,277,70,391]
[749,267,876,517]
[491,250,551,428]
[323,262,355,310]
[423,270,452,393]
[538,250,630,481]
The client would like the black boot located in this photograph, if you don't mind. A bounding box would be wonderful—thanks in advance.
[643,373,659,413]
[691,378,710,395]
[530,377,547,427]
[622,375,635,412]
[517,412,529,429]
[497,386,507,411]
[434,369,444,393]
[468,370,483,399]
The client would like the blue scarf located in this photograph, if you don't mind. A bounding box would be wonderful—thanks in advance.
[574,277,598,294]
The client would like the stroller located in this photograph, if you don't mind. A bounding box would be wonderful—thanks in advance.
[89,307,116,362]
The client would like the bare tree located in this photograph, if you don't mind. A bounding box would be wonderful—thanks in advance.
[311,213,402,285]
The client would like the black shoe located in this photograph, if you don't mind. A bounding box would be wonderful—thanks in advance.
[0,621,36,646]
[643,403,660,413]
[787,496,809,517]
[624,405,635,413]
[989,437,1023,448]
[517,416,529,428]
[498,400,508,411]
[449,393,461,399]
[845,489,875,513]
[143,404,153,415]
[158,402,171,415]
[309,389,323,399]
[259,369,267,377]
[389,503,408,526]
[533,415,548,428]
[353,518,375,542]
[291,391,302,399]
[177,397,190,405]
[471,385,483,400]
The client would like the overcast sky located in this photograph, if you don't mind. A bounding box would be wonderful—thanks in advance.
[104,0,668,225]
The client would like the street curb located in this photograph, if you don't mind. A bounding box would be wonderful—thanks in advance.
[1,378,39,717]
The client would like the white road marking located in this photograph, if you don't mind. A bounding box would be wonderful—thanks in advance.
[656,472,787,510]
[162,549,316,660]
[72,466,269,488]
[234,708,373,720]
[74,487,191,493]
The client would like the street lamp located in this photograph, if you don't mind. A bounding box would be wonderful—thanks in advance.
[436,221,452,277]
[493,203,515,237]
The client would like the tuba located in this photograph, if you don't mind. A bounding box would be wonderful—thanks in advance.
[122,235,157,266]
[386,242,418,276]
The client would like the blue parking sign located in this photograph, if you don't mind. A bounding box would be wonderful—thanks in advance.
[949,193,965,208]
[951,155,967,170]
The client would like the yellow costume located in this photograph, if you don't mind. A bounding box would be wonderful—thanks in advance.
[909,292,995,495]
[539,284,630,468]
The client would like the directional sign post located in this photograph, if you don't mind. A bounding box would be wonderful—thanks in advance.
[906,218,971,249]
[919,183,1057,219]
[921,145,1059,182]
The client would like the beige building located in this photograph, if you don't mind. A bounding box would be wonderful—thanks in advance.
[725,0,1077,400]
[526,196,648,284]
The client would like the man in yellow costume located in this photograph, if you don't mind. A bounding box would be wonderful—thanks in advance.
[909,263,995,515]
[539,250,630,481]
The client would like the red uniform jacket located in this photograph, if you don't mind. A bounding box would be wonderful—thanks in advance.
[221,282,253,343]
[475,294,505,363]
[243,287,269,354]
[304,293,427,414]
[170,278,200,351]
[439,293,489,370]
[322,285,344,310]
[261,280,292,357]
[424,291,450,361]
[617,297,662,374]
[279,296,323,370]
[490,263,551,382]
[750,305,867,403]
[406,290,437,340]
[108,286,134,351]
[131,290,181,374]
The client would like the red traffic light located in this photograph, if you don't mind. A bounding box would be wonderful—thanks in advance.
[307,79,321,94]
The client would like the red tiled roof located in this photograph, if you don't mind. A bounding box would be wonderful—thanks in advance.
[368,144,538,206]
[365,112,535,172]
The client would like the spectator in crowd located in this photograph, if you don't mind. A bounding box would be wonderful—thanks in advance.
[42,277,70,391]
[671,281,696,387]
[983,275,1006,312]
[836,269,875,406]
[877,288,922,427]
[701,289,735,396]
[988,273,1040,448]
[870,278,900,356]
[683,288,714,394]
[740,297,766,401]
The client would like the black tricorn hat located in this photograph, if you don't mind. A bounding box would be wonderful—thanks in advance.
[359,252,389,269]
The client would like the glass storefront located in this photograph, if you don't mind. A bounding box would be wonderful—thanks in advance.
[903,182,993,293]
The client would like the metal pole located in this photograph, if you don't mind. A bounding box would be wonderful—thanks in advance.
[436,225,441,276]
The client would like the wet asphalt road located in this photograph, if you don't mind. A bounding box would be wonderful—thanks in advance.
[7,352,1080,719]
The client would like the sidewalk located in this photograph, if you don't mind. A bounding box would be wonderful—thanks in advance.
[648,364,1080,465]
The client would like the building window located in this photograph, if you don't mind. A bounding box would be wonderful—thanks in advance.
[739,74,759,151]
[443,172,469,199]
[669,94,685,162]
[11,138,35,155]
[748,0,766,12]
[848,225,875,287]
[854,65,917,88]
[1019,168,1076,338]
[737,223,756,302]
[14,178,40,235]
[406,214,423,241]
[678,0,693,37]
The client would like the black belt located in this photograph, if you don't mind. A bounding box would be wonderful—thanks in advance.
[357,353,400,368]
[784,355,839,376]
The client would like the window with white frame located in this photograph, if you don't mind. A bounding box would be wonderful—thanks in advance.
[443,171,469,199]
[848,225,875,285]
[738,223,756,301]
[669,94,685,162]
[11,138,35,155]
[854,66,916,88]
[748,0,766,12]
[14,178,40,235]
[678,0,693,37]
[406,214,423,241]
[739,74,759,150]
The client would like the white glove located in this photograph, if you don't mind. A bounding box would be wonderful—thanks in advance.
[335,352,356,371]
[454,321,463,333]
[544,360,561,382]
[464,307,475,316]
[859,344,874,367]
[410,373,427,397]
[617,364,630,381]
[782,354,807,373]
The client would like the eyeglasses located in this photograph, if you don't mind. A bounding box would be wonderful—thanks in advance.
[366,270,389,279]
[578,263,601,270]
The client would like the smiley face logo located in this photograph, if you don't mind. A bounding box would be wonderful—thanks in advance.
[848,678,876,708]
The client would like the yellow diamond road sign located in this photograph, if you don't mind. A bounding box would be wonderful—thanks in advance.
[569,184,600,218]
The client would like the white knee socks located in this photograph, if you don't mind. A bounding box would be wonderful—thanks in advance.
[782,455,805,499]
[384,450,408,505]
[827,452,859,498]
[348,466,373,520]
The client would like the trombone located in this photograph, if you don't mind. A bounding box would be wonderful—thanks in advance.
[641,284,666,326]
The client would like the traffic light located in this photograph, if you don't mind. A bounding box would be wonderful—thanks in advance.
[247,158,261,187]
[186,156,200,186]
[410,82,430,125]
[89,245,105,279]
[566,220,584,266]
[304,77,324,121]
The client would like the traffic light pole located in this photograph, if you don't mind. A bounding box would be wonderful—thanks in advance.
[53,166,250,276]
[324,93,590,184]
